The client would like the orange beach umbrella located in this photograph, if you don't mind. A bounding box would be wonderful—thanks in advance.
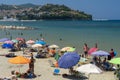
[8,56,30,64]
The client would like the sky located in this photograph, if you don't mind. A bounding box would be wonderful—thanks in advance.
[0,0,120,20]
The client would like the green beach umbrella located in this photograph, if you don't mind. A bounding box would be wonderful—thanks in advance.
[109,57,120,64]
[12,39,18,43]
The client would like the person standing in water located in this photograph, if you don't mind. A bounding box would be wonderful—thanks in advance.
[83,43,89,58]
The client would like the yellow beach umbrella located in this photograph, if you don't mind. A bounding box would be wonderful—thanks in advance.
[61,47,76,52]
[8,56,30,64]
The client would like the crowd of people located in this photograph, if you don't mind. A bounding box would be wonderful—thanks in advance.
[1,37,118,79]
[82,43,116,71]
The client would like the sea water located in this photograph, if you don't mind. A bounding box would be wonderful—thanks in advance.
[0,20,120,56]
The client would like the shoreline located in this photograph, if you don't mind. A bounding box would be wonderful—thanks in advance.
[0,25,38,30]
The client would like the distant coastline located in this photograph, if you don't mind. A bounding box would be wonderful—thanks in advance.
[0,4,92,20]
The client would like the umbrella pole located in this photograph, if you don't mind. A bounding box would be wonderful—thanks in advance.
[18,65,21,72]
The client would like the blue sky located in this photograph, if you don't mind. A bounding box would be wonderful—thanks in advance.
[0,0,120,20]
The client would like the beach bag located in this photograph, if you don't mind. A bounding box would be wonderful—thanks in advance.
[6,53,16,58]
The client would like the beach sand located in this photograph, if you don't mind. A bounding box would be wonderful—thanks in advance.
[0,48,116,80]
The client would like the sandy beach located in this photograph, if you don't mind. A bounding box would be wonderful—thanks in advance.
[0,47,116,80]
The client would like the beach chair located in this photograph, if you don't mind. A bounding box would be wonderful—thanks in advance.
[53,68,60,75]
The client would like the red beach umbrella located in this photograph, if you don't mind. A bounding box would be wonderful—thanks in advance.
[88,47,98,55]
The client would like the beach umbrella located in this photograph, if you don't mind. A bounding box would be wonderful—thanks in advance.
[109,57,120,64]
[58,52,80,69]
[32,44,42,48]
[16,37,25,42]
[88,47,98,55]
[8,56,30,64]
[35,40,46,45]
[91,50,110,56]
[26,40,35,44]
[0,38,10,42]
[76,63,102,74]
[2,43,13,48]
[61,47,76,52]
[8,56,30,72]
[4,40,14,44]
[49,44,59,49]
[12,39,18,43]
[76,63,103,80]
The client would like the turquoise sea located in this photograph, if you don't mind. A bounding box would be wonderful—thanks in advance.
[0,20,120,56]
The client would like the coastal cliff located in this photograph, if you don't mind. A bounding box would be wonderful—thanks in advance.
[0,4,92,20]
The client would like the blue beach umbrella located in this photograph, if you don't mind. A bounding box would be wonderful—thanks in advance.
[58,52,80,69]
[91,50,110,56]
[35,40,46,45]
[2,43,13,48]
[114,51,117,56]
[0,38,10,42]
